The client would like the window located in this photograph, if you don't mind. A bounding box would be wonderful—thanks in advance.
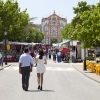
[50,26,58,34]
[45,26,48,31]
[52,17,56,24]
[53,30,56,34]
[60,26,63,30]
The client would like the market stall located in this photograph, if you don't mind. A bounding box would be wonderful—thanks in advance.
[0,42,33,62]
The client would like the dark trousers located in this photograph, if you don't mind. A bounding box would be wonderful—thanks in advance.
[72,56,76,63]
[49,55,51,59]
[53,55,56,61]
[21,67,30,90]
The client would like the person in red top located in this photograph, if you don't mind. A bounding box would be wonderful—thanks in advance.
[30,51,34,57]
[29,48,34,58]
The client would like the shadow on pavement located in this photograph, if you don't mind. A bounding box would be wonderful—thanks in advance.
[41,90,55,92]
[28,90,54,92]
[84,72,93,73]
[28,90,41,92]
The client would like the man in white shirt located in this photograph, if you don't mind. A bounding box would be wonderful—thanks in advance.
[19,47,34,91]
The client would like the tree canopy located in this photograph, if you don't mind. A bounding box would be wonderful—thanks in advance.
[22,22,44,43]
[61,1,100,48]
[0,0,29,41]
[0,0,43,43]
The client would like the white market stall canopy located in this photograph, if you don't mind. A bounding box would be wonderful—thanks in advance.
[59,40,70,47]
[0,41,33,45]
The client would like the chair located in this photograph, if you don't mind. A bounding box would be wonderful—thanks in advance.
[95,64,100,75]
[91,63,96,73]
[86,61,92,70]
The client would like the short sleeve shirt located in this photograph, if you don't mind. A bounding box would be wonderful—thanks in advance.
[19,53,33,67]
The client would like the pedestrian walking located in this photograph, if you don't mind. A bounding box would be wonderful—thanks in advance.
[52,50,56,63]
[71,50,76,63]
[0,50,4,66]
[48,50,52,59]
[0,52,2,66]
[36,49,47,91]
[19,47,34,91]
[43,49,47,58]
[57,51,62,62]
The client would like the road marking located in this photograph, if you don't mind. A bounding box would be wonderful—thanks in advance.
[46,67,52,70]
[4,67,76,72]
[14,67,19,70]
[57,67,62,71]
[46,67,76,72]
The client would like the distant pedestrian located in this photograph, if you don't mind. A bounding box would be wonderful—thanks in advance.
[36,49,47,91]
[19,47,34,91]
[43,49,47,58]
[0,52,2,66]
[0,50,4,66]
[48,50,52,59]
[29,48,34,58]
[57,51,62,62]
[71,50,76,63]
[52,50,56,63]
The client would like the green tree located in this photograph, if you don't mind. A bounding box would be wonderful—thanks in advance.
[75,4,100,48]
[72,1,100,48]
[61,1,100,48]
[33,30,43,43]
[22,17,44,43]
[72,1,94,27]
[61,23,77,42]
[51,39,57,44]
[0,0,29,41]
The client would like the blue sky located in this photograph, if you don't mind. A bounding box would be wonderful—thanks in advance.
[17,0,100,24]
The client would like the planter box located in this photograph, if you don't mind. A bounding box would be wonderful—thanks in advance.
[86,57,94,61]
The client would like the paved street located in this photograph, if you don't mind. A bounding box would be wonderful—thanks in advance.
[0,60,100,100]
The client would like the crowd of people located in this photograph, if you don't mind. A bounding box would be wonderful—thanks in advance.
[47,48,70,63]
[0,44,72,91]
[18,45,71,91]
[33,48,70,63]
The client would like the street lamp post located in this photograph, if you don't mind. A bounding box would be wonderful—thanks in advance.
[4,31,7,65]
[83,48,87,70]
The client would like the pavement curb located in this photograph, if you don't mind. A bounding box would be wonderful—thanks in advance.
[72,64,100,84]
[0,64,11,70]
